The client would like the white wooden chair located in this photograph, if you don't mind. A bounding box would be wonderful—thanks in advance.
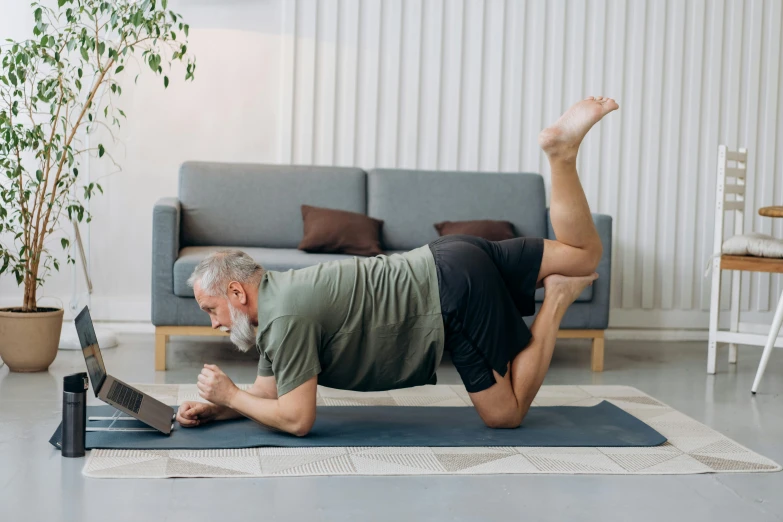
[707,145,783,392]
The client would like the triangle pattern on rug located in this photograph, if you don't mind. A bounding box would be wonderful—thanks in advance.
[165,457,250,477]
[690,439,748,455]
[83,451,163,473]
[643,454,713,473]
[178,455,262,475]
[351,452,445,473]
[275,454,357,475]
[261,452,348,475]
[86,454,170,478]
[603,451,683,472]
[692,454,780,472]
[459,454,538,474]
[525,453,623,473]
[435,452,520,472]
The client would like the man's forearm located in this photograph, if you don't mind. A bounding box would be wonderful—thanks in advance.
[213,386,277,422]
[227,390,304,435]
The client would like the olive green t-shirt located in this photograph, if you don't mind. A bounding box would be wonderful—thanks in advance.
[255,245,445,396]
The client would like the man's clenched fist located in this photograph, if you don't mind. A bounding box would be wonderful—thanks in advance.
[196,364,239,407]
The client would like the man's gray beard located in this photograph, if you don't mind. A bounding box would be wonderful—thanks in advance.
[228,303,256,353]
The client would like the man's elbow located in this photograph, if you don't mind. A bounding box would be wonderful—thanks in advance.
[289,417,315,437]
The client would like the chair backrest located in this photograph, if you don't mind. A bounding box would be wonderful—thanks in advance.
[713,145,748,254]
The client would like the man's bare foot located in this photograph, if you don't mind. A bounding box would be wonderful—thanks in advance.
[543,273,599,308]
[538,96,619,162]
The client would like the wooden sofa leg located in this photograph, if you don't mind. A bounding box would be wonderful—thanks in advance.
[591,334,605,372]
[155,329,169,371]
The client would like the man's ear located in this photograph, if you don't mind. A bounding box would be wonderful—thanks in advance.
[228,281,247,305]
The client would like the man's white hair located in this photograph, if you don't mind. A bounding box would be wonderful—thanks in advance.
[187,249,265,297]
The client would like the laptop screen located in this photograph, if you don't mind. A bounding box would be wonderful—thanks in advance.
[75,306,107,396]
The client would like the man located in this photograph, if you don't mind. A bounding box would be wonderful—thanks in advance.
[176,96,619,436]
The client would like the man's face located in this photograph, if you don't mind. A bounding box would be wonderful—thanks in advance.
[194,280,257,353]
[194,281,232,332]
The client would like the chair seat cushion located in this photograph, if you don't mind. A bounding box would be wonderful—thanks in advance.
[173,247,408,297]
[723,233,783,258]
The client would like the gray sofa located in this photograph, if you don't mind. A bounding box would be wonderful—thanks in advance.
[152,162,612,371]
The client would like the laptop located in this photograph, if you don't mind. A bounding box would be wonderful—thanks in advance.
[75,306,176,435]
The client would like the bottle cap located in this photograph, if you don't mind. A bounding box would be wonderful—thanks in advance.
[63,372,88,393]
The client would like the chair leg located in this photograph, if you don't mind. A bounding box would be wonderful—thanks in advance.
[751,290,783,394]
[155,330,169,371]
[591,335,605,372]
[708,260,722,374]
[728,270,741,364]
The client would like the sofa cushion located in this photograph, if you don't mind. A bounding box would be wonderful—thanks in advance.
[534,286,593,303]
[179,162,366,249]
[298,205,384,256]
[434,219,517,241]
[173,246,358,297]
[368,169,548,250]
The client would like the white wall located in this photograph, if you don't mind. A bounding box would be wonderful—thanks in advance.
[1,0,782,331]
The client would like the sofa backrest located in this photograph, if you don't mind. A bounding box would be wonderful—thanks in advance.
[368,169,547,250]
[179,162,366,248]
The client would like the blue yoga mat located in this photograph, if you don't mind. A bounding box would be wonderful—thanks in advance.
[49,401,666,449]
[49,401,666,450]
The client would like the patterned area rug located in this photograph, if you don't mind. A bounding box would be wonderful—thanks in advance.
[82,384,781,478]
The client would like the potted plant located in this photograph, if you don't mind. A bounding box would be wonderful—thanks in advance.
[0,0,196,372]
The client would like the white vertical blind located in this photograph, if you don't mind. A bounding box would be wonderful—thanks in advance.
[277,0,783,326]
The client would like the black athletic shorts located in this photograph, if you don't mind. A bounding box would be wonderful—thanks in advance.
[427,234,545,394]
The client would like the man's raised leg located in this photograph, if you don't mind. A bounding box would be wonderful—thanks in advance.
[467,96,620,428]
[537,96,619,282]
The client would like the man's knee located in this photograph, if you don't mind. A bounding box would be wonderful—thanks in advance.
[482,408,523,429]
[587,244,602,272]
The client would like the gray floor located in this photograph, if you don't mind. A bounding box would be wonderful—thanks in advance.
[1,335,783,522]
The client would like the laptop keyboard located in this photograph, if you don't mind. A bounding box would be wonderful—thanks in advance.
[107,381,143,414]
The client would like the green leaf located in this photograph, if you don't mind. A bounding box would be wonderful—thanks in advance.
[163,76,168,88]
[34,7,42,21]
[184,24,189,37]
[115,65,124,74]
[61,238,69,250]
[162,0,168,8]
[98,144,104,157]
[58,0,66,7]
[36,170,43,182]
[80,46,88,61]
[96,183,103,194]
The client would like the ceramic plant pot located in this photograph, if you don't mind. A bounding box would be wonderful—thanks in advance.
[0,307,64,372]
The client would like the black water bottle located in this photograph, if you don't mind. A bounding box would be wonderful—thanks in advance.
[62,372,88,458]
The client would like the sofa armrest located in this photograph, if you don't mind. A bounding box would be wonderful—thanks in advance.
[151,198,181,323]
[546,210,613,329]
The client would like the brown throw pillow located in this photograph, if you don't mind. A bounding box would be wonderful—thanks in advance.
[434,219,517,241]
[298,205,384,256]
